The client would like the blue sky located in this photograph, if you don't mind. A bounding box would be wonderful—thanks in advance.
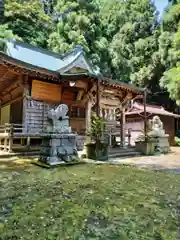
[154,0,168,15]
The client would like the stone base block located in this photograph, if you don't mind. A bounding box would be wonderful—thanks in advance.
[39,133,80,166]
[156,136,170,153]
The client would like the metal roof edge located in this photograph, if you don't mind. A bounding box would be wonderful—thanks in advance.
[6,38,64,60]
[0,51,59,78]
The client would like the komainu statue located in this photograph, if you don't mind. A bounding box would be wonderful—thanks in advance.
[47,104,71,133]
[148,116,165,137]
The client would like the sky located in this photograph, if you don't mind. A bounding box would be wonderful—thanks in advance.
[154,0,168,15]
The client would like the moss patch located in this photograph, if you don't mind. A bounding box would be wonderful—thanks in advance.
[1,164,180,239]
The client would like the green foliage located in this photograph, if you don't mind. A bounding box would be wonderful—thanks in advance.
[175,136,180,146]
[107,0,159,85]
[48,0,110,74]
[3,0,52,48]
[160,66,180,105]
[0,0,179,106]
[159,0,180,105]
[1,164,180,239]
[0,24,20,51]
[88,112,105,142]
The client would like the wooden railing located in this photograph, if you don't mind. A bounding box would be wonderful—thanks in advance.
[0,123,143,152]
[0,123,86,153]
[0,123,24,135]
[0,123,42,153]
[106,128,132,147]
[105,127,143,147]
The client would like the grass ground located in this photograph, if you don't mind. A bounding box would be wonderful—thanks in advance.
[1,163,180,240]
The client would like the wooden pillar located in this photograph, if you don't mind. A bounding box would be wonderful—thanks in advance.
[4,123,9,152]
[8,124,13,153]
[3,137,7,152]
[114,108,116,121]
[100,108,103,118]
[120,107,126,147]
[22,74,30,133]
[26,136,31,150]
[143,88,148,139]
[96,77,100,117]
[85,100,92,134]
[0,100,1,125]
[104,108,108,120]
[110,109,114,120]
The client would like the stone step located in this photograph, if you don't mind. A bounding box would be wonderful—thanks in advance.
[108,151,141,159]
[109,147,137,154]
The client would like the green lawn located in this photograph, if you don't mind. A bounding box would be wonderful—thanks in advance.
[1,163,180,240]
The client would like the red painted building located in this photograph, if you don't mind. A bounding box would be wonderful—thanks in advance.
[126,102,180,146]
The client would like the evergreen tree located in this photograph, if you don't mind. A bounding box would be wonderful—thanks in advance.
[0,0,5,23]
[3,0,52,48]
[48,0,110,75]
[0,24,20,51]
[108,0,159,85]
[159,0,180,105]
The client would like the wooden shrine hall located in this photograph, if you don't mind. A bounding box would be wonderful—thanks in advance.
[0,39,142,153]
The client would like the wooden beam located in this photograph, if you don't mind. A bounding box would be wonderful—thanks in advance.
[75,80,88,90]
[82,84,97,104]
[0,70,10,82]
[76,89,85,101]
[1,85,19,97]
[0,77,23,96]
[122,92,133,105]
[23,74,30,96]
[1,96,23,108]
[100,98,120,106]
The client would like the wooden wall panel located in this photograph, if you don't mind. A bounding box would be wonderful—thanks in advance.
[24,99,55,133]
[70,118,85,133]
[0,105,10,125]
[75,80,88,90]
[160,115,175,146]
[23,99,86,134]
[61,88,77,104]
[31,80,61,102]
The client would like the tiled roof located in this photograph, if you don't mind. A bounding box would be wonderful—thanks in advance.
[2,39,143,93]
[126,102,180,118]
[0,52,59,80]
[5,39,94,74]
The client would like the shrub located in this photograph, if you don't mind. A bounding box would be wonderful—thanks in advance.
[175,137,180,146]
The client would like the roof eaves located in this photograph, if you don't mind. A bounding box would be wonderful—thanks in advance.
[126,108,180,118]
[7,39,64,60]
[0,52,60,80]
[58,51,85,73]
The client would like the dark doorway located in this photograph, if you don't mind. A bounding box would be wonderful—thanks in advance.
[10,100,23,124]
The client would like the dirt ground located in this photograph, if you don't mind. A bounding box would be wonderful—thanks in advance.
[112,147,180,171]
[0,147,180,172]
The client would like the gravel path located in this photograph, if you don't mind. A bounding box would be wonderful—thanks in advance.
[109,147,180,171]
[85,147,180,172]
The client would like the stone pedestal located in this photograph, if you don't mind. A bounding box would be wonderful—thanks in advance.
[135,138,157,155]
[155,135,170,153]
[38,104,80,166]
[39,133,79,166]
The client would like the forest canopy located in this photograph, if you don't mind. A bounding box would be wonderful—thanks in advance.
[0,0,180,106]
